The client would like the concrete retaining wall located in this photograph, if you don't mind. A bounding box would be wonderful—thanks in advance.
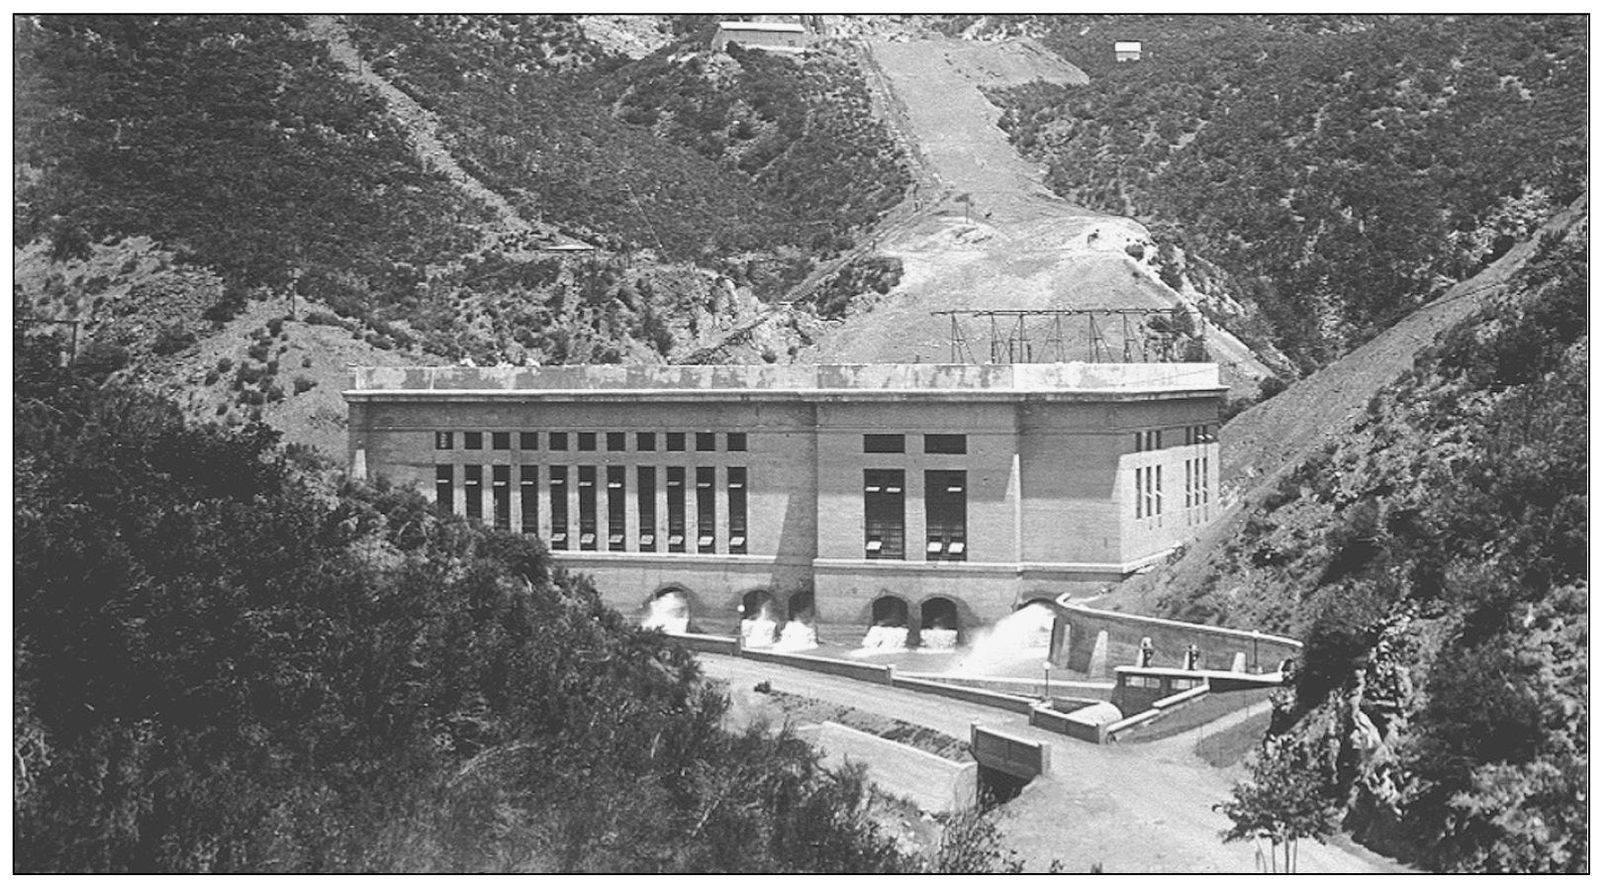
[1116,685,1269,743]
[660,631,741,656]
[1054,601,1302,678]
[1028,704,1107,744]
[897,672,1112,699]
[738,648,894,685]
[801,722,978,815]
[890,675,1035,714]
[971,724,1051,780]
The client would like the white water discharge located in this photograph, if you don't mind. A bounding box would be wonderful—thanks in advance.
[740,617,779,648]
[860,624,910,650]
[950,603,1055,675]
[773,619,819,652]
[919,628,959,650]
[641,593,690,635]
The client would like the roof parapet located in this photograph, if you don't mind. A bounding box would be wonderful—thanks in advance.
[349,363,1222,395]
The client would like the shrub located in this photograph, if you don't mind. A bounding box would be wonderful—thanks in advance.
[292,375,316,395]
[152,324,196,356]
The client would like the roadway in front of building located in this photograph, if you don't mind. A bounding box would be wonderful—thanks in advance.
[698,654,1408,874]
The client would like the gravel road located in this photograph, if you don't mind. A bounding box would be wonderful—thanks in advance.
[700,654,1409,873]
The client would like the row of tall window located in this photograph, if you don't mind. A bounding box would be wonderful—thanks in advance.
[1135,465,1164,518]
[436,463,747,555]
[1135,457,1215,520]
[1135,424,1218,452]
[1184,455,1210,508]
[863,469,968,561]
[435,430,747,453]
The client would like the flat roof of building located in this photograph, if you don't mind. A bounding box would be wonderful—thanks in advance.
[346,363,1224,403]
[716,21,807,33]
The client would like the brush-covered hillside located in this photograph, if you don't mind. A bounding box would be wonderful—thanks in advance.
[13,14,911,455]
[1141,215,1586,871]
[14,333,1028,874]
[985,14,1586,378]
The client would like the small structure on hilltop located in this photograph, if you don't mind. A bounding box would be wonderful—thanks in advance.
[1115,41,1142,62]
[712,20,808,54]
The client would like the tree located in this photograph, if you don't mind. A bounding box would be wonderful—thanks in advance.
[1215,733,1337,873]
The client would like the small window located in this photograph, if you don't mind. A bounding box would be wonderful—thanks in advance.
[666,432,686,451]
[1135,432,1144,452]
[606,432,626,452]
[491,432,510,450]
[637,432,656,451]
[924,434,966,455]
[435,432,454,450]
[463,431,484,450]
[727,432,747,452]
[577,432,597,451]
[695,432,716,452]
[549,432,568,451]
[863,433,904,454]
[519,432,540,450]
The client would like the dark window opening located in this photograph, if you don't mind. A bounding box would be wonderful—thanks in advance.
[492,465,510,530]
[864,468,905,560]
[464,431,483,450]
[549,432,569,451]
[577,432,597,451]
[519,431,540,450]
[435,432,453,450]
[549,466,568,550]
[638,466,656,550]
[924,470,966,561]
[727,467,748,554]
[695,466,716,553]
[491,432,510,450]
[464,465,483,522]
[637,432,656,452]
[727,432,747,452]
[667,467,687,552]
[863,433,904,454]
[666,432,686,451]
[695,432,716,452]
[924,434,966,455]
[436,465,453,515]
[520,466,539,535]
[606,465,626,550]
[606,432,626,452]
[577,466,597,550]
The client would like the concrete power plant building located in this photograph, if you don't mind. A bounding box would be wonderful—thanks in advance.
[345,363,1222,641]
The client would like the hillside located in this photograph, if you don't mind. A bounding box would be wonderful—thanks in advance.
[988,14,1587,377]
[12,14,915,457]
[1107,207,1588,871]
[789,35,1274,396]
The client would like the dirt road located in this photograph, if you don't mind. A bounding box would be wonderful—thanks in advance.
[700,654,1405,873]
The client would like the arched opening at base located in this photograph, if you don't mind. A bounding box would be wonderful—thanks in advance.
[739,588,780,648]
[642,586,692,635]
[919,597,960,649]
[863,595,911,650]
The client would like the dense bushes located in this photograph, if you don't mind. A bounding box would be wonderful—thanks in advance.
[13,337,1022,872]
[1157,222,1588,871]
[344,16,908,269]
[989,14,1586,375]
[14,15,489,321]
